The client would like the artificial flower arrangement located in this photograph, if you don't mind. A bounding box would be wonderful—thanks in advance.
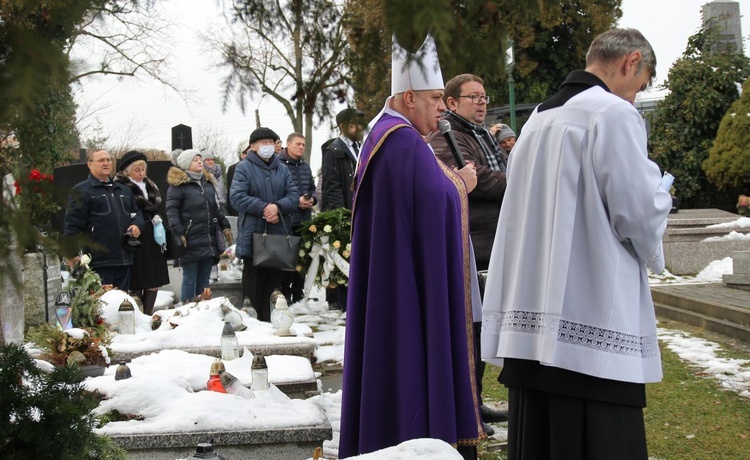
[737,194,749,216]
[26,255,112,370]
[298,208,352,288]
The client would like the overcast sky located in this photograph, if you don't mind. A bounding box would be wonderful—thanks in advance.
[72,0,750,172]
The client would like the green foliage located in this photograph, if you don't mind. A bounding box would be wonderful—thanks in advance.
[298,208,352,287]
[26,324,112,367]
[0,343,126,459]
[345,0,620,120]
[648,24,750,209]
[66,258,108,329]
[217,0,349,161]
[502,0,621,104]
[703,78,750,192]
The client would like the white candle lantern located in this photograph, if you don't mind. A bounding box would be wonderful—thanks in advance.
[118,299,136,334]
[220,321,239,361]
[270,295,294,336]
[251,353,269,391]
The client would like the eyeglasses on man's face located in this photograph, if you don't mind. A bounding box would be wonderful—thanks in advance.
[457,94,490,104]
[90,158,112,164]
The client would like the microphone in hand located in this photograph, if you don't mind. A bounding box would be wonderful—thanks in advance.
[438,120,466,168]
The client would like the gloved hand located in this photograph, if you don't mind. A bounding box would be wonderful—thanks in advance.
[223,228,234,246]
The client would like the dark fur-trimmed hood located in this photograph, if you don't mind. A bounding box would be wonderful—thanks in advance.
[167,166,218,187]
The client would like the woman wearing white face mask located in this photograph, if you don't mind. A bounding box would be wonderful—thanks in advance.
[229,127,300,321]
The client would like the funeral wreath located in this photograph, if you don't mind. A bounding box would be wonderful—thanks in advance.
[298,208,352,288]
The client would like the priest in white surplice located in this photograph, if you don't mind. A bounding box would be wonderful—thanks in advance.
[482,29,672,460]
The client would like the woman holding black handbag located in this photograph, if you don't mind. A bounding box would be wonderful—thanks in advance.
[166,149,233,303]
[230,127,299,322]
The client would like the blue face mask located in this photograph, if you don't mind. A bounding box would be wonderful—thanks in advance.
[258,145,275,159]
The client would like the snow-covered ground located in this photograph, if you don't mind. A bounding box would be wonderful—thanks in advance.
[29,231,750,459]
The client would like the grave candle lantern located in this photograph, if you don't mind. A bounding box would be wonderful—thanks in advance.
[251,353,269,391]
[55,291,73,331]
[270,295,294,336]
[206,359,227,393]
[220,321,239,361]
[118,298,136,334]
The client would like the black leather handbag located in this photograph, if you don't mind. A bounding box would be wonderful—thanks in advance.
[252,213,302,271]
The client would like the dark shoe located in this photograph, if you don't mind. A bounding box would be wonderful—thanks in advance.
[480,404,508,423]
[482,422,495,437]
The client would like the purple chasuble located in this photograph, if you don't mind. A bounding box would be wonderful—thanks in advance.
[339,113,482,457]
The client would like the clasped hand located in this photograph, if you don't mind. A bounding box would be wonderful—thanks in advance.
[263,203,280,223]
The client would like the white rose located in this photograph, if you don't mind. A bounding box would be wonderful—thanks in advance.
[80,254,92,268]
[323,225,332,233]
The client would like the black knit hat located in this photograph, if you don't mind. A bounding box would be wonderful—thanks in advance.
[249,127,280,145]
[117,150,147,172]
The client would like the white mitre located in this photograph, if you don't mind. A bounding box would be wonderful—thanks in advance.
[390,34,445,95]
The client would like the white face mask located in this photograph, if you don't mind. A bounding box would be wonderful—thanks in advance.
[258,145,275,159]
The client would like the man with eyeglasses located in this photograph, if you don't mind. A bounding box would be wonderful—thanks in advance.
[64,149,144,290]
[429,73,509,435]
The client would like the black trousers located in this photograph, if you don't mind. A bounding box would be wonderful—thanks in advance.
[242,262,283,322]
[505,385,648,460]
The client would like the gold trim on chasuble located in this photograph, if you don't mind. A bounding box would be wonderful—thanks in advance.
[436,158,486,446]
[351,124,485,445]
[350,123,410,236]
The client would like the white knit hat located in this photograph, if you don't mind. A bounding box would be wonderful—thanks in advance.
[176,149,201,170]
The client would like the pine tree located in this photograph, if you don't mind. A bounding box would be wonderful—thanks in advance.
[703,78,750,194]
[0,344,126,459]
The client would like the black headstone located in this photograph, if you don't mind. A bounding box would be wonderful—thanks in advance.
[51,163,90,234]
[171,124,193,151]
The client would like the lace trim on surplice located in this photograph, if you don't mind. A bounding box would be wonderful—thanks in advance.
[483,310,659,358]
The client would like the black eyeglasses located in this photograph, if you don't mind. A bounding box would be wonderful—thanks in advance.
[457,95,490,104]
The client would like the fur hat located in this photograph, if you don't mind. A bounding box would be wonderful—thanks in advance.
[496,125,516,143]
[200,149,215,160]
[249,127,279,145]
[117,150,147,172]
[176,149,201,170]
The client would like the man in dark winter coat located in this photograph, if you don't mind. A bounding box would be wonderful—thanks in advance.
[321,108,364,211]
[64,149,145,290]
[320,108,364,311]
[279,132,316,304]
[429,73,509,434]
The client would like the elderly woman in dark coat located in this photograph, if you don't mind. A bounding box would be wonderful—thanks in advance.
[114,151,170,314]
[166,149,233,303]
[230,127,299,322]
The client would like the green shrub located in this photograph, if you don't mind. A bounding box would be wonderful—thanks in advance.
[0,344,125,460]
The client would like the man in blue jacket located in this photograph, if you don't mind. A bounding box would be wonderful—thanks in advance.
[279,132,316,304]
[64,149,145,290]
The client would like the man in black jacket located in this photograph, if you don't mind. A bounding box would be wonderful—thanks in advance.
[279,132,316,303]
[64,149,145,290]
[320,108,364,312]
[321,108,364,211]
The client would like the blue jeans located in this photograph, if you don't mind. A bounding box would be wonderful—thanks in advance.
[181,258,214,302]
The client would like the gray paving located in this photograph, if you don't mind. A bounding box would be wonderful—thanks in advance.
[651,283,750,343]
